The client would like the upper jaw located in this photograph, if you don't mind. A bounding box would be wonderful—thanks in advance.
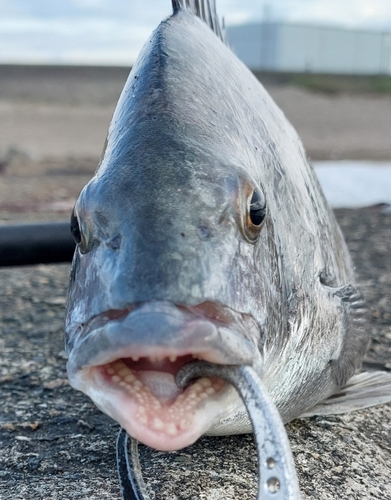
[66,300,262,450]
[67,300,258,374]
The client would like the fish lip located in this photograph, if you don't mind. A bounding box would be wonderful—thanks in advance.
[67,300,258,377]
[66,301,262,450]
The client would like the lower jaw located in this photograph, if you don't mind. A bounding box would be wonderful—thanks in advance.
[74,359,228,451]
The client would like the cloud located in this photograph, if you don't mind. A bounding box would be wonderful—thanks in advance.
[281,0,391,28]
[0,0,390,65]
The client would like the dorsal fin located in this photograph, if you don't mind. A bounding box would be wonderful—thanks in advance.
[172,0,225,43]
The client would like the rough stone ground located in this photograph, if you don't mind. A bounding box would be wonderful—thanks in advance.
[0,65,391,499]
[1,205,390,500]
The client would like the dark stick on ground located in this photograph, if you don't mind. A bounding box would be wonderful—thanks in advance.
[0,222,75,266]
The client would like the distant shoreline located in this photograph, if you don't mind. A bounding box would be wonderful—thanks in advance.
[1,62,390,166]
[0,64,390,107]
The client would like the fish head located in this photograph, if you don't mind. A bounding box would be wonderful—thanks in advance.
[66,153,273,450]
[65,9,285,451]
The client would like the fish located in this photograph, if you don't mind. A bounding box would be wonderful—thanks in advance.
[65,0,391,454]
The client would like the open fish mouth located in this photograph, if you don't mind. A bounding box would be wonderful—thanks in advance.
[66,301,260,450]
[117,361,301,500]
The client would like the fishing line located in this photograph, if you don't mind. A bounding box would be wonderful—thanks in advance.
[116,361,300,500]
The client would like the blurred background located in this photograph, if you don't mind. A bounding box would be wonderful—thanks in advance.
[1,0,391,66]
[0,0,390,223]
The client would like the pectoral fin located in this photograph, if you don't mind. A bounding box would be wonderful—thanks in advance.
[327,283,369,387]
[300,370,391,417]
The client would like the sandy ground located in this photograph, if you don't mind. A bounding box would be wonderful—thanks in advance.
[1,65,391,165]
[0,65,391,499]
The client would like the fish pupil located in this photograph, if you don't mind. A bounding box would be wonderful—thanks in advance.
[249,190,266,226]
[70,214,82,245]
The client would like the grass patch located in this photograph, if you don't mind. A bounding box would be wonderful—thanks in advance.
[291,74,391,94]
[253,70,391,95]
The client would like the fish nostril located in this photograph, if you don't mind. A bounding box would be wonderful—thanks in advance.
[107,234,121,250]
[197,225,211,240]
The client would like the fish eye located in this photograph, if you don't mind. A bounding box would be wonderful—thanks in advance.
[248,189,266,226]
[243,187,266,243]
[70,210,90,254]
[70,211,82,245]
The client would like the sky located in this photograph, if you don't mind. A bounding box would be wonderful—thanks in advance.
[1,0,391,66]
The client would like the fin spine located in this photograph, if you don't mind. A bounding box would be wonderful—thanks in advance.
[171,0,225,42]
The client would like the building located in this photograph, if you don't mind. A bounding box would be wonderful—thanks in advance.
[226,22,391,75]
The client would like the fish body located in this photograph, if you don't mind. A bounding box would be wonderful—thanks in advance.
[65,1,369,451]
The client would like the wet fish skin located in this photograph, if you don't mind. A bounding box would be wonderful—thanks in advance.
[65,2,369,449]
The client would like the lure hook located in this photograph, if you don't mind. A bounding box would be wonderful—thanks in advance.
[116,361,300,500]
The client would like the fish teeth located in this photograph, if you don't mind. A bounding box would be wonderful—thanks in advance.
[189,382,203,393]
[179,420,191,430]
[152,418,164,430]
[112,360,125,370]
[118,367,131,377]
[199,378,212,388]
[166,423,178,436]
[102,358,226,436]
